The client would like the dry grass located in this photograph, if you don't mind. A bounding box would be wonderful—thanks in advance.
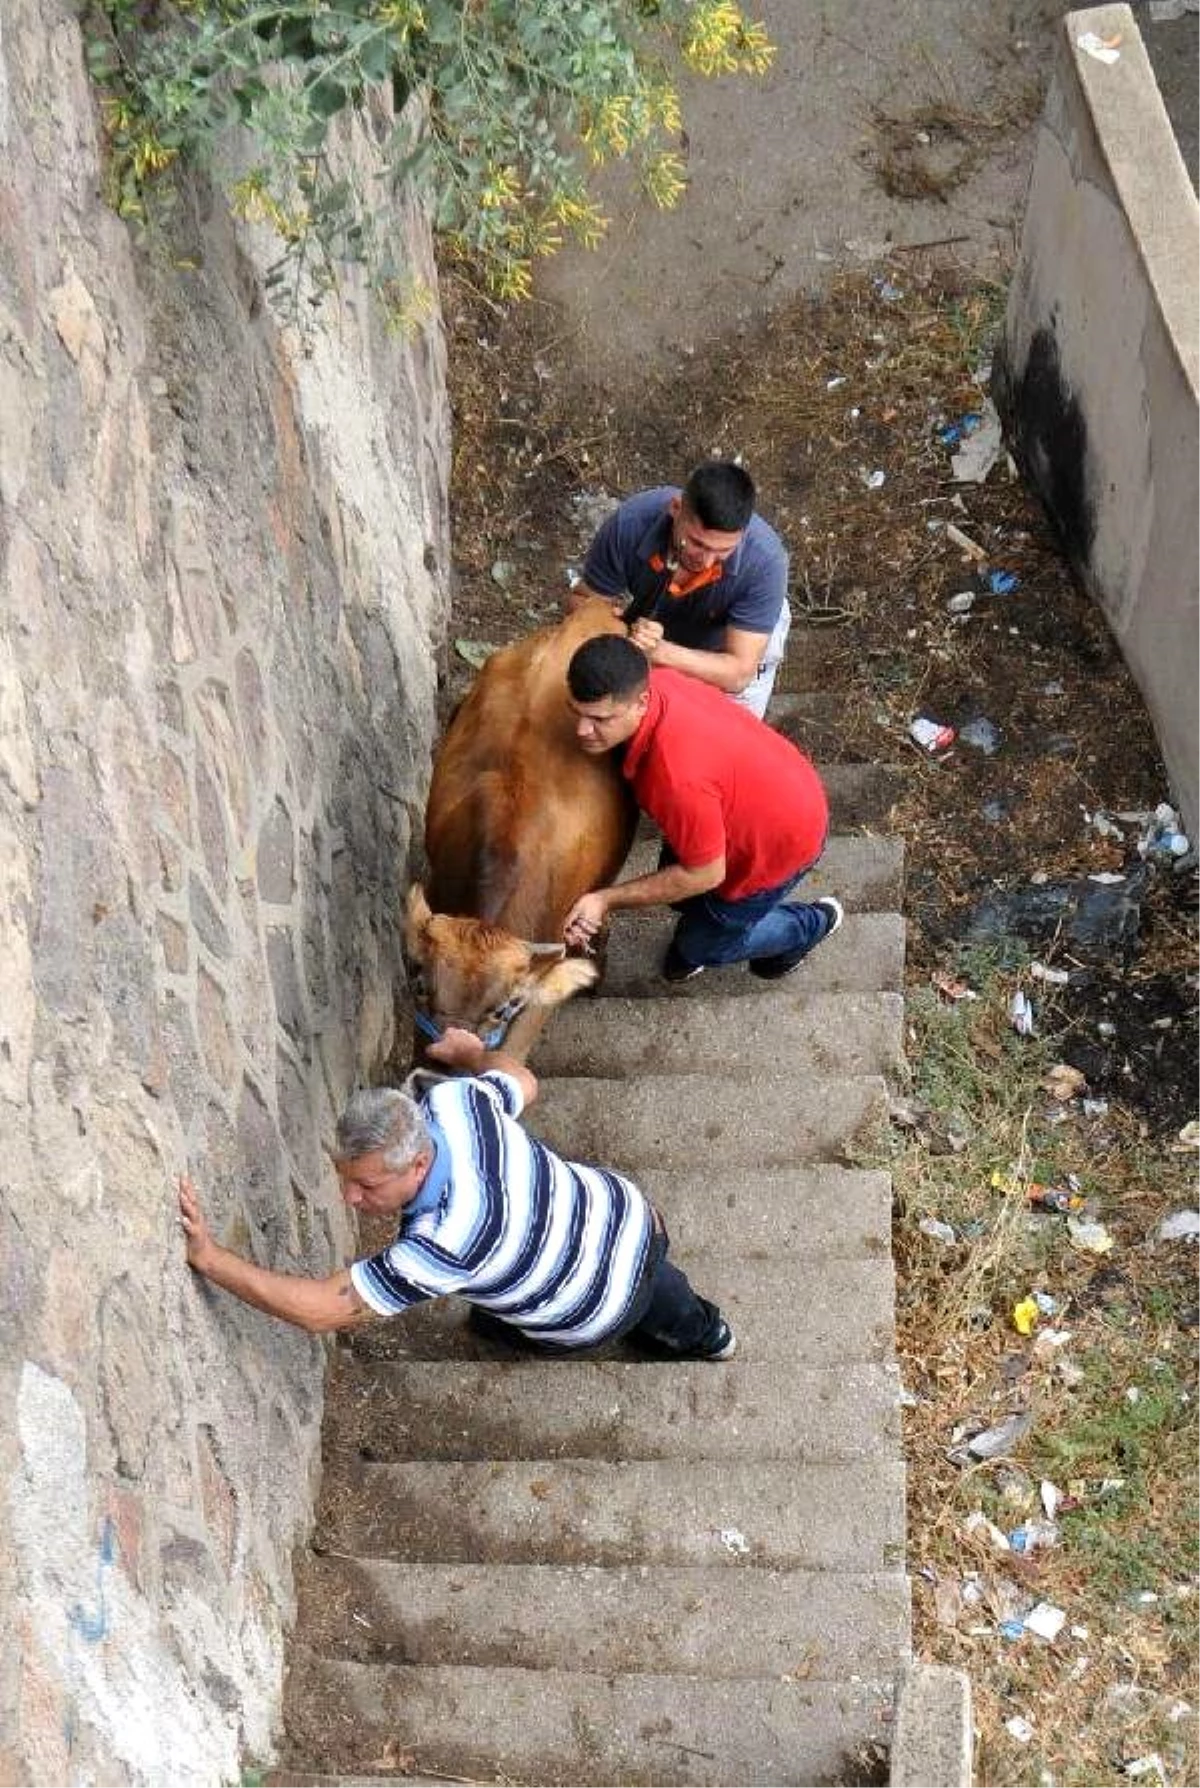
[878,967,1198,1787]
[866,92,1042,202]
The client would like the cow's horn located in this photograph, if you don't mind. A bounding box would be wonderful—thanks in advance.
[525,940,567,958]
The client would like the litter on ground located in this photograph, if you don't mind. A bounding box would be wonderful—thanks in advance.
[1067,1216,1115,1255]
[1024,1600,1067,1640]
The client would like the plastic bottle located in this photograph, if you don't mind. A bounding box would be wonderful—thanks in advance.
[1008,1520,1060,1554]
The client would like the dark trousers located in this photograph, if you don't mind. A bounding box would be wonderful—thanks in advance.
[613,1222,726,1354]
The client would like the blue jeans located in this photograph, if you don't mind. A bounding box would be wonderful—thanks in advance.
[672,864,827,969]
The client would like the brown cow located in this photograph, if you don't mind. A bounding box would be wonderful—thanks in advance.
[406,599,637,1059]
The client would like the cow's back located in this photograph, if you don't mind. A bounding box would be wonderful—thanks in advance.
[426,603,635,941]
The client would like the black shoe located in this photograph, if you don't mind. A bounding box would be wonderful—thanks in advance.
[698,1320,738,1361]
[670,1320,738,1362]
[662,940,705,983]
[632,1317,738,1362]
[749,897,845,981]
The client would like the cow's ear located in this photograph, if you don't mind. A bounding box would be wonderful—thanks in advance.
[527,957,598,1006]
[406,882,433,944]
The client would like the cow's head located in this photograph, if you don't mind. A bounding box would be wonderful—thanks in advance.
[404,884,597,1051]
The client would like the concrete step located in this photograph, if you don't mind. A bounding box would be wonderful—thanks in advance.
[296,1555,912,1680]
[649,1162,893,1251]
[764,689,847,757]
[343,1253,894,1365]
[280,1654,896,1787]
[266,1777,449,1787]
[531,986,904,1080]
[526,1071,889,1170]
[622,829,905,911]
[325,1355,903,1464]
[594,909,905,999]
[766,690,859,761]
[776,626,862,688]
[801,834,904,909]
[315,1457,907,1573]
[815,762,904,829]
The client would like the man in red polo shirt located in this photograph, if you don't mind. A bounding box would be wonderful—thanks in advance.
[561,634,842,982]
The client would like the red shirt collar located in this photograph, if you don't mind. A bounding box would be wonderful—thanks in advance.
[623,676,667,781]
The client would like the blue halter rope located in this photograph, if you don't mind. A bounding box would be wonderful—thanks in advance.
[413,999,525,1052]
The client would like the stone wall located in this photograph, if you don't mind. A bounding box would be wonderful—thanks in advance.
[0,4,449,1782]
[994,3,1199,837]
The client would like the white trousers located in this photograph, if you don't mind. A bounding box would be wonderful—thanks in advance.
[729,601,792,721]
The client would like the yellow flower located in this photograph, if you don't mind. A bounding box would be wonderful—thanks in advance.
[683,2,775,77]
[643,151,686,210]
[479,164,522,210]
[230,174,308,243]
[132,134,177,179]
[547,190,607,249]
[490,257,533,301]
[581,93,636,161]
[374,0,424,37]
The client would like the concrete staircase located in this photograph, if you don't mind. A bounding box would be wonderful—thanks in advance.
[274,682,910,1786]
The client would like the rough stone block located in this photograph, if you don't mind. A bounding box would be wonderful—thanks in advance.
[157,910,189,976]
[196,1424,239,1576]
[189,871,230,962]
[194,754,230,894]
[236,1074,289,1222]
[155,744,191,842]
[889,1663,973,1788]
[0,829,34,1103]
[0,631,39,806]
[266,924,307,1043]
[47,263,106,407]
[32,765,108,1018]
[197,965,238,1093]
[194,681,250,841]
[276,1047,322,1188]
[168,497,226,660]
[258,798,296,904]
[99,1276,158,1480]
[235,647,272,783]
[94,902,158,1068]
[160,987,205,1132]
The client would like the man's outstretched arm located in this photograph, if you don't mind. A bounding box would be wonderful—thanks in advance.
[563,857,724,948]
[178,1175,371,1334]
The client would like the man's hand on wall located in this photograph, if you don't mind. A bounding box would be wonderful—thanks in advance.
[178,1174,218,1276]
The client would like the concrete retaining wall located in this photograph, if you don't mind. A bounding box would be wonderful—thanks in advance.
[994,4,1199,837]
[0,4,449,1780]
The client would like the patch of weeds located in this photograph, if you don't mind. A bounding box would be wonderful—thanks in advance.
[942,281,1009,370]
[1037,1349,1193,1498]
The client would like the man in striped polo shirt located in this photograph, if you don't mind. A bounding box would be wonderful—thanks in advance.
[177,1026,734,1360]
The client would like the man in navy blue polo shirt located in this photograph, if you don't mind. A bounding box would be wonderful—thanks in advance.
[566,460,790,719]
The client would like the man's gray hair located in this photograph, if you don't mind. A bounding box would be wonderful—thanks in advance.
[335,1087,431,1169]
